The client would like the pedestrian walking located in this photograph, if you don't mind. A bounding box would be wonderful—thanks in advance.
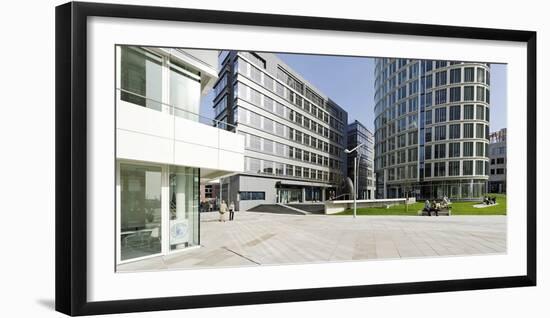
[229,201,235,221]
[219,200,228,222]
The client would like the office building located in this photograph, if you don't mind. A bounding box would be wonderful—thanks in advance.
[347,120,376,199]
[374,59,491,199]
[488,128,507,193]
[115,46,245,264]
[213,51,348,211]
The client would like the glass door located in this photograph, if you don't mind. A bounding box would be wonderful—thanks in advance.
[169,166,200,251]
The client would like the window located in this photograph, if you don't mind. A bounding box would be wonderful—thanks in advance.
[286,164,294,176]
[497,157,505,164]
[476,105,484,120]
[425,127,432,142]
[476,124,485,139]
[450,68,461,84]
[409,98,418,112]
[120,164,162,260]
[477,68,486,83]
[463,160,473,175]
[464,86,474,101]
[475,161,485,175]
[434,162,446,177]
[425,110,432,125]
[435,89,447,105]
[408,131,418,145]
[434,144,446,159]
[425,92,433,107]
[449,87,461,102]
[121,47,163,111]
[435,125,446,140]
[449,161,460,176]
[476,86,485,102]
[239,192,266,200]
[497,168,505,174]
[463,123,474,138]
[449,124,461,139]
[398,86,407,100]
[408,148,418,162]
[425,145,432,160]
[409,81,418,94]
[449,105,461,120]
[476,142,485,157]
[463,105,474,119]
[435,71,447,86]
[435,107,447,123]
[463,142,474,156]
[449,142,461,157]
[464,67,475,82]
[425,163,432,177]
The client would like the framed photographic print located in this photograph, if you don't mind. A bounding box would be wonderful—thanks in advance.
[55,1,537,316]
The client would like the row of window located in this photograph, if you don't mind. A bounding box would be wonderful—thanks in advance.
[490,168,505,175]
[386,160,488,181]
[234,82,344,144]
[239,191,266,201]
[242,132,343,170]
[375,60,489,100]
[375,104,489,141]
[235,57,346,133]
[490,157,506,165]
[376,141,488,169]
[245,156,333,182]
[236,107,344,158]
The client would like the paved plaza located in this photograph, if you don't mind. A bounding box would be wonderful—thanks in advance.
[117,212,506,272]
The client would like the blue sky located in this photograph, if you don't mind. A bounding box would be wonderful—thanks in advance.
[201,53,507,132]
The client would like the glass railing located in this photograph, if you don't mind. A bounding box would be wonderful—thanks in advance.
[117,88,237,132]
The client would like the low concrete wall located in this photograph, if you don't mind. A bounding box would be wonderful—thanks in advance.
[324,198,410,214]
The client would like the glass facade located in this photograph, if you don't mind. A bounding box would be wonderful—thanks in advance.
[374,58,490,199]
[120,164,162,261]
[213,51,348,208]
[169,166,200,251]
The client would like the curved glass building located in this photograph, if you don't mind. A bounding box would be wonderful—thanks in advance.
[374,59,490,199]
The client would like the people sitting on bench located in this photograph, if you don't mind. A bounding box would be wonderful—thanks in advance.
[423,200,439,216]
[483,196,497,205]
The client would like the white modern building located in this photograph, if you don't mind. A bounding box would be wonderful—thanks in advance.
[346,120,376,199]
[212,51,349,211]
[115,46,245,264]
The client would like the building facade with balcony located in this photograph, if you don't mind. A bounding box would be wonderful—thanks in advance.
[115,46,245,265]
[374,58,491,199]
[212,51,348,211]
[346,120,376,199]
[488,128,507,193]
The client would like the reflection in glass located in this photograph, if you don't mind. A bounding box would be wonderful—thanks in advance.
[120,46,163,111]
[120,164,162,261]
[170,63,201,120]
[169,166,200,251]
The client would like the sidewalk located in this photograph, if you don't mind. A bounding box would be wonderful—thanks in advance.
[117,211,506,272]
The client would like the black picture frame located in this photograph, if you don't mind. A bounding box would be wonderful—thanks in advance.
[55,1,537,316]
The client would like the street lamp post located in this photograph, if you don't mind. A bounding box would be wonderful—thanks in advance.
[345,143,365,219]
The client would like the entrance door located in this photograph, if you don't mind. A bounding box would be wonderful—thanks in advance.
[169,166,200,252]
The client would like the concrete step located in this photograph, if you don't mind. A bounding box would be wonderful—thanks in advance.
[247,204,306,215]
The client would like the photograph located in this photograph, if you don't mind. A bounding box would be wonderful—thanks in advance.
[115,46,507,271]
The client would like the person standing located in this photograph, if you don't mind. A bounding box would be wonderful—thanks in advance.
[219,200,228,222]
[229,201,235,221]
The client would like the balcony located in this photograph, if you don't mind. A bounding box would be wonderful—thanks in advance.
[116,89,245,180]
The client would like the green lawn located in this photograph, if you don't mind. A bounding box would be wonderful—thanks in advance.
[336,193,506,216]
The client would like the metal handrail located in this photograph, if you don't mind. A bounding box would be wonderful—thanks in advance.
[116,87,237,132]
